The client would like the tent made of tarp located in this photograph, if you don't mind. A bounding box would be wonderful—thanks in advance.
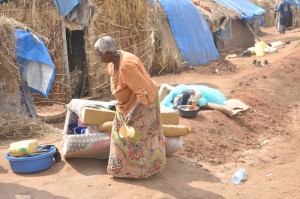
[214,0,266,21]
[158,0,219,66]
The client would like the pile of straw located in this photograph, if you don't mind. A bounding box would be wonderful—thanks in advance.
[0,113,61,140]
[0,16,60,140]
[0,16,27,111]
[0,0,70,104]
[84,0,154,98]
[150,1,185,74]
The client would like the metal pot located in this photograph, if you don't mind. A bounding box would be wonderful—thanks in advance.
[177,105,200,118]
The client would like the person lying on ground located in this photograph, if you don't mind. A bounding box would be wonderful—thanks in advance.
[160,84,235,116]
[94,36,166,178]
[173,89,201,108]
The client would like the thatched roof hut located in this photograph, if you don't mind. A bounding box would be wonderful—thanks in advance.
[0,0,69,105]
[0,16,62,139]
[0,0,155,102]
[83,0,154,98]
[193,0,258,53]
[150,1,185,74]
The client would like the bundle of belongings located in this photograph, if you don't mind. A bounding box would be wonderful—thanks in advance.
[62,99,192,159]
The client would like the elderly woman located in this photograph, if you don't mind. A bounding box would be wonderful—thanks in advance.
[94,36,166,178]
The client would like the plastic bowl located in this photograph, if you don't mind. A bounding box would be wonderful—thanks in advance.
[177,105,200,118]
[5,145,56,174]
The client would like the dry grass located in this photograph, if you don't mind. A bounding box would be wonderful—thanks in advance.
[193,0,238,31]
[85,0,154,97]
[0,1,69,104]
[0,113,61,140]
[0,16,28,110]
[150,1,185,75]
[0,16,22,93]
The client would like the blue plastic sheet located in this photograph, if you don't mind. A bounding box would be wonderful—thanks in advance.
[214,0,266,21]
[158,0,219,66]
[14,30,56,98]
[160,84,226,109]
[52,0,80,17]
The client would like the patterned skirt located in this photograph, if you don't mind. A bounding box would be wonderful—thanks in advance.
[107,98,166,178]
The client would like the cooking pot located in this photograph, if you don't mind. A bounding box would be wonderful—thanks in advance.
[177,105,201,118]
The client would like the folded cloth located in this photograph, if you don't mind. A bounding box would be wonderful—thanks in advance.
[224,99,249,116]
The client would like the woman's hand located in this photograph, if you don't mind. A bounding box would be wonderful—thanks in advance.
[125,112,135,126]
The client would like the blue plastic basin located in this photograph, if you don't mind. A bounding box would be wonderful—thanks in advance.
[5,145,56,174]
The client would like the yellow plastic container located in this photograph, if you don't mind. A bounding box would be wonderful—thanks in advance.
[8,139,38,157]
[255,42,266,57]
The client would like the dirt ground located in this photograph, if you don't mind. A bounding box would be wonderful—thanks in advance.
[1,27,300,199]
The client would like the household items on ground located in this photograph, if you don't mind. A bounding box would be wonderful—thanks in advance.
[62,99,188,159]
[242,40,291,57]
[5,139,61,174]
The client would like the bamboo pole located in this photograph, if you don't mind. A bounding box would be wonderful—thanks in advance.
[61,21,72,101]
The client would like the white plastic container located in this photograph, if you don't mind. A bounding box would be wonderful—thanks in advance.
[231,168,246,185]
[269,41,284,48]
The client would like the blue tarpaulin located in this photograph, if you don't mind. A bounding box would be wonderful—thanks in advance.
[52,0,80,17]
[158,0,219,66]
[14,30,56,98]
[214,0,266,21]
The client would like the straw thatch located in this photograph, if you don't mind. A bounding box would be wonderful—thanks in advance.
[0,16,29,113]
[193,0,255,53]
[0,0,70,105]
[150,1,185,74]
[84,0,155,98]
[193,0,237,31]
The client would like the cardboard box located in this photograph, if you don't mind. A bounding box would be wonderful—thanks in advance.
[81,107,116,125]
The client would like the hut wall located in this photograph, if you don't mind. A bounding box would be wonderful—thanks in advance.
[0,1,70,105]
[84,0,154,98]
[215,20,255,53]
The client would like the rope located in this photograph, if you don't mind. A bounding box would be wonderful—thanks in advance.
[246,22,261,42]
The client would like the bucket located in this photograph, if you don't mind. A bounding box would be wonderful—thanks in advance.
[255,42,266,57]
[5,145,56,174]
[119,125,135,138]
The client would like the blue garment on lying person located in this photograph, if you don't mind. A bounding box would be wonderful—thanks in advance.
[161,84,226,109]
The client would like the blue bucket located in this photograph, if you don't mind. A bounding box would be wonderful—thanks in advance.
[5,145,56,174]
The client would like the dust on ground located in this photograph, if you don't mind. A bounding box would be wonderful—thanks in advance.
[1,27,300,199]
